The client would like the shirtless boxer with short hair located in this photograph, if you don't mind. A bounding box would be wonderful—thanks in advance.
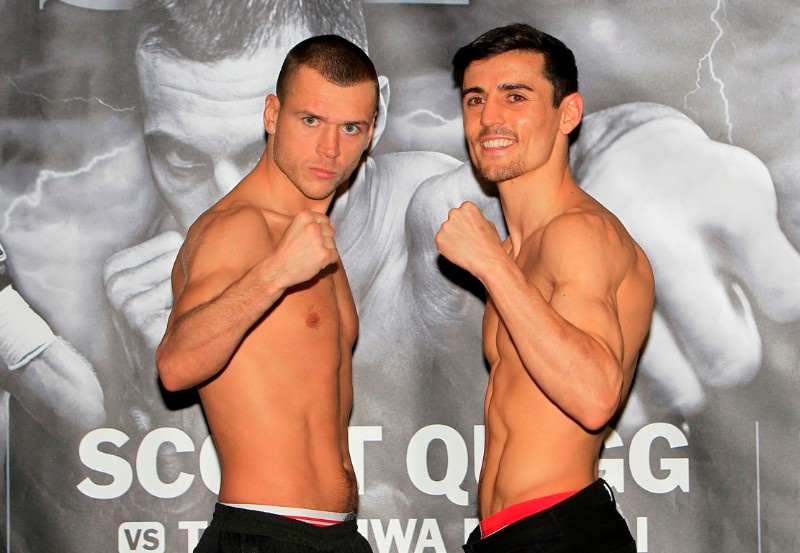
[435,24,654,552]
[155,35,377,553]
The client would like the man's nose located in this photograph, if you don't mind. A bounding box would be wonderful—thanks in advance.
[480,97,505,127]
[317,126,340,160]
[213,159,247,197]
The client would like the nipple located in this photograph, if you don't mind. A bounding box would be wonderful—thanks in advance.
[306,312,321,328]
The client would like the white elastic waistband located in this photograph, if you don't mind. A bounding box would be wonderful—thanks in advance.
[223,503,352,526]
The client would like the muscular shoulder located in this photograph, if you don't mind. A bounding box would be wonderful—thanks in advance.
[177,205,273,287]
[539,207,638,290]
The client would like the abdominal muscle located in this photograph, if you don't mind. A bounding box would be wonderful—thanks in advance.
[199,274,358,513]
[478,309,603,519]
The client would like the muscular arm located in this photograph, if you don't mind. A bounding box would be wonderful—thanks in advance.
[0,254,105,438]
[156,208,338,391]
[491,215,629,430]
[437,203,636,430]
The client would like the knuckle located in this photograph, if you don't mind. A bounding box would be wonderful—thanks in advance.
[102,253,126,282]
[104,272,130,304]
[120,294,145,324]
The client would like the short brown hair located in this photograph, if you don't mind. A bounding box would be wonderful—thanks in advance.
[276,34,379,111]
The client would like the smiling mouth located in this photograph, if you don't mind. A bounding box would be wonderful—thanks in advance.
[481,138,515,148]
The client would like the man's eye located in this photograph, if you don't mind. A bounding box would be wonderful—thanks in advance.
[303,116,319,126]
[508,94,526,103]
[164,147,205,170]
[465,96,484,106]
[342,124,359,135]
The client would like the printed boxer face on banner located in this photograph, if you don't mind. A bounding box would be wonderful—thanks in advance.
[136,30,306,231]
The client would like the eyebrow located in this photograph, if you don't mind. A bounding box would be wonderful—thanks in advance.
[144,131,198,154]
[462,82,535,98]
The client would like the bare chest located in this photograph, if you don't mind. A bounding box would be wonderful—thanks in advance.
[254,265,357,347]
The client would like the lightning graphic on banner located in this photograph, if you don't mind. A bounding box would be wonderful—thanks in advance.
[683,0,733,143]
[1,146,128,233]
[3,74,136,113]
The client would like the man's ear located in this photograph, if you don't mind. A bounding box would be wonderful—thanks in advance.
[264,94,280,135]
[370,75,390,149]
[559,92,583,135]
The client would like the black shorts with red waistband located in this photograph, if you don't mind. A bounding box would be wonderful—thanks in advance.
[463,479,635,553]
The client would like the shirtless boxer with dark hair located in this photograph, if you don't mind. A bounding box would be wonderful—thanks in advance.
[155,35,377,553]
[436,23,654,552]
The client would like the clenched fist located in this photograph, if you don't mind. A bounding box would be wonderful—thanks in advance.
[103,230,183,352]
[435,201,504,279]
[271,210,340,288]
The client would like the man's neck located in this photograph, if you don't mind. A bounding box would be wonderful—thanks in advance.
[497,165,579,251]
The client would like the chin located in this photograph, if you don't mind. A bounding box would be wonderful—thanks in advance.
[301,185,339,201]
[478,161,528,183]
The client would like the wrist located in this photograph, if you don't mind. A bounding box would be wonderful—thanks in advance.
[0,286,57,370]
[253,257,290,302]
[478,250,518,291]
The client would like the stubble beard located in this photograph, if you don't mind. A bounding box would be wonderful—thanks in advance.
[472,128,527,183]
[477,157,528,183]
[273,147,343,201]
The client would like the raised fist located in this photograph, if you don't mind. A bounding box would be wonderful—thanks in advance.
[435,201,504,279]
[271,210,340,288]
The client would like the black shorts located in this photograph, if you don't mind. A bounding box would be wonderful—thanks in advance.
[463,480,635,553]
[194,503,372,553]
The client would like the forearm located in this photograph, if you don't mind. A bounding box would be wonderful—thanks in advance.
[3,339,106,439]
[0,285,105,438]
[156,261,287,391]
[480,260,623,429]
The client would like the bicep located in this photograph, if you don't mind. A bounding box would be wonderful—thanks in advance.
[549,279,624,364]
[541,216,626,362]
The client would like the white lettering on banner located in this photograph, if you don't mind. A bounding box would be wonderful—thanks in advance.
[349,426,383,495]
[629,423,690,493]
[118,522,165,553]
[199,435,221,494]
[77,428,221,499]
[371,519,416,553]
[135,516,650,552]
[464,518,479,544]
[77,428,133,499]
[600,424,689,494]
[179,521,208,553]
[362,519,446,553]
[137,428,195,498]
[414,519,446,553]
[473,426,484,483]
[407,425,469,505]
[77,422,688,500]
[636,517,648,552]
[598,430,626,492]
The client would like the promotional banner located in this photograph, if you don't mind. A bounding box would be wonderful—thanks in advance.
[1,1,798,551]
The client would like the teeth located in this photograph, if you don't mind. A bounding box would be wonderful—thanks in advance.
[482,139,513,148]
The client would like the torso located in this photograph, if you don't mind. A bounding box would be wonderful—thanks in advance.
[479,204,652,518]
[198,210,359,512]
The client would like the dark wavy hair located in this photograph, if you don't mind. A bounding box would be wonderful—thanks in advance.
[452,23,578,107]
